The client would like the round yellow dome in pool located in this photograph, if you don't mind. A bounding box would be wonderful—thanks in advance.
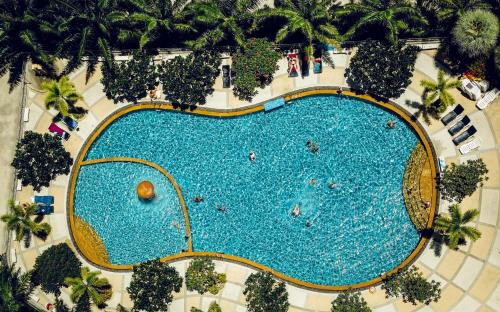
[137,180,155,200]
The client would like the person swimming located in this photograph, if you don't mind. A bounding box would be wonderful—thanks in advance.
[193,195,204,203]
[387,120,396,129]
[217,204,226,212]
[328,181,337,189]
[309,178,317,186]
[306,220,312,227]
[249,151,256,162]
[291,204,301,217]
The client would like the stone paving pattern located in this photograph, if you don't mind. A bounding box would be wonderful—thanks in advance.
[4,49,500,312]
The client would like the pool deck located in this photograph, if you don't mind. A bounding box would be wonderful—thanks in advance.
[3,50,500,311]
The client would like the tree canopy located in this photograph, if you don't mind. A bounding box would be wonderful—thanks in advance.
[382,266,441,305]
[127,259,183,312]
[441,159,489,203]
[452,9,499,58]
[0,254,35,312]
[243,272,289,312]
[331,291,371,312]
[435,204,481,249]
[345,41,420,99]
[31,243,82,295]
[158,50,221,108]
[232,38,281,101]
[11,131,73,192]
[185,258,226,295]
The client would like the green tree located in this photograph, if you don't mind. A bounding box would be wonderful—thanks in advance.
[232,38,281,101]
[1,200,51,248]
[183,0,257,49]
[345,41,419,99]
[190,308,203,312]
[331,291,371,312]
[31,243,81,295]
[11,131,73,191]
[127,259,183,312]
[243,272,289,312]
[0,0,56,91]
[436,0,491,24]
[0,255,34,312]
[257,0,340,56]
[208,301,222,312]
[435,204,481,249]
[101,50,158,104]
[382,266,441,305]
[336,0,426,44]
[54,0,135,80]
[65,267,112,309]
[441,159,489,202]
[420,70,460,113]
[186,258,226,295]
[54,298,71,312]
[158,50,221,108]
[41,76,85,118]
[126,0,194,49]
[452,9,499,58]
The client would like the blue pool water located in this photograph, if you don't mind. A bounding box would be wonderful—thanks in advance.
[74,95,421,286]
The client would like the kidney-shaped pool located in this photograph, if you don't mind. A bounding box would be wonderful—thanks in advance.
[71,94,433,288]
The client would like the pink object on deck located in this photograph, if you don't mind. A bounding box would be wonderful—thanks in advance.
[49,123,69,139]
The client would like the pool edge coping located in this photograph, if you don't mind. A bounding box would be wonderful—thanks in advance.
[66,87,439,292]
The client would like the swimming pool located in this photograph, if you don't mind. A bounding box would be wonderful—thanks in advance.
[72,94,425,287]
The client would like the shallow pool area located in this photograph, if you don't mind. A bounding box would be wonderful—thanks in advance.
[73,94,423,286]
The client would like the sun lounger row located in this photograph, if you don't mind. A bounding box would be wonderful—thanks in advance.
[31,196,54,215]
[476,88,499,110]
[452,126,477,146]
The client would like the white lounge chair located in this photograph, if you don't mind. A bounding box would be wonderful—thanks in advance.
[23,107,30,122]
[10,248,16,263]
[459,137,481,154]
[460,78,482,101]
[16,180,22,191]
[476,88,499,110]
[438,156,446,173]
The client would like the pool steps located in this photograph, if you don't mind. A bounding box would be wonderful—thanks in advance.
[264,97,285,112]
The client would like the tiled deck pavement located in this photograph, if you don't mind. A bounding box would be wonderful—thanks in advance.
[7,49,500,311]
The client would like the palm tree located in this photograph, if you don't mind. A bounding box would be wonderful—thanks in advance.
[65,267,112,308]
[420,70,461,113]
[183,0,260,49]
[0,0,56,92]
[435,0,491,23]
[1,200,51,248]
[41,76,83,117]
[0,255,33,312]
[125,0,194,49]
[257,0,340,56]
[434,204,481,249]
[53,0,136,80]
[336,0,427,44]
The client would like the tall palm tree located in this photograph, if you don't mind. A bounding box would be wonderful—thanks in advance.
[420,70,461,113]
[336,0,427,44]
[0,255,33,312]
[124,0,194,49]
[434,204,481,249]
[65,267,112,308]
[257,0,340,56]
[1,200,51,248]
[0,0,56,92]
[53,0,135,80]
[183,0,260,49]
[41,76,83,117]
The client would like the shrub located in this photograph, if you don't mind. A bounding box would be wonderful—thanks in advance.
[331,291,371,312]
[243,272,289,312]
[208,301,222,312]
[382,266,441,305]
[101,50,158,104]
[495,45,500,73]
[232,38,281,101]
[452,9,499,58]
[190,308,203,312]
[158,50,221,108]
[441,159,489,203]
[186,258,226,295]
[345,41,420,99]
[11,131,73,191]
[127,259,183,312]
[31,243,81,295]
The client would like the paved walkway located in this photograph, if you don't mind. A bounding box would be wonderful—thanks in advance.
[6,49,500,312]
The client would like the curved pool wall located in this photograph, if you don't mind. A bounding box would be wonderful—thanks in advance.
[67,89,438,290]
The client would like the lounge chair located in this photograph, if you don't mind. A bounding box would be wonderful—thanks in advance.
[453,126,477,146]
[32,195,54,205]
[49,122,70,140]
[288,53,299,77]
[438,156,446,173]
[448,116,470,136]
[441,104,464,125]
[36,205,54,215]
[222,65,231,88]
[476,88,499,110]
[54,113,78,131]
[459,137,481,155]
[313,58,322,74]
[460,78,481,100]
[301,53,309,77]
